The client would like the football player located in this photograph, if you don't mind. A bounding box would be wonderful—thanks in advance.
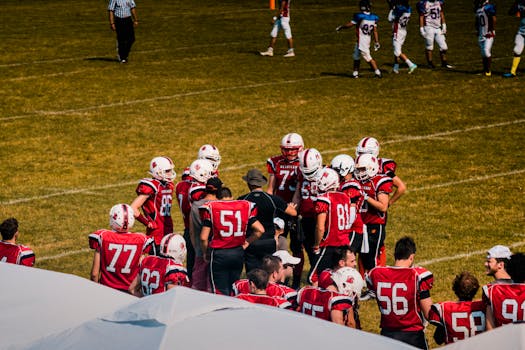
[89,204,154,293]
[354,154,393,274]
[130,233,190,296]
[0,218,35,267]
[336,0,382,78]
[267,133,304,284]
[503,0,525,77]
[366,237,434,349]
[482,246,525,329]
[389,0,418,74]
[330,154,364,253]
[259,0,295,57]
[310,168,355,282]
[356,137,405,268]
[429,271,486,344]
[199,193,264,295]
[475,0,496,76]
[417,0,453,68]
[311,247,357,289]
[297,267,362,328]
[291,148,324,289]
[235,268,294,309]
[131,156,176,252]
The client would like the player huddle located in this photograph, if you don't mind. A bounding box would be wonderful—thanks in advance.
[1,132,523,350]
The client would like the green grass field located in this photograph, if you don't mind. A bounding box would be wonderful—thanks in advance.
[1,0,524,347]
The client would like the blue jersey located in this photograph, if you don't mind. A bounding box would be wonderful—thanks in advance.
[351,12,379,38]
[393,5,412,28]
[475,3,496,38]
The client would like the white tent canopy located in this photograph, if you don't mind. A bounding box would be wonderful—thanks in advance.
[0,263,135,349]
[442,323,525,350]
[18,286,417,350]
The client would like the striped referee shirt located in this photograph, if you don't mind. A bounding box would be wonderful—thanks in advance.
[108,0,136,18]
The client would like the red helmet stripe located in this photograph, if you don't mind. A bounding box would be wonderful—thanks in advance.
[302,149,310,167]
[122,204,128,231]
[362,137,371,147]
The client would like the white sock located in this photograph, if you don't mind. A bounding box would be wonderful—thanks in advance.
[375,69,381,75]
[405,59,413,66]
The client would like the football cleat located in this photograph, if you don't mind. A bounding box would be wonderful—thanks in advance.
[260,49,274,57]
[428,62,436,69]
[442,62,454,69]
[503,72,516,78]
[408,64,417,74]
[284,50,295,57]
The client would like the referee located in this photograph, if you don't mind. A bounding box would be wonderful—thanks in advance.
[108,0,138,63]
[239,169,297,273]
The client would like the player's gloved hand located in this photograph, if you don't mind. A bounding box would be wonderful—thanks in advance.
[374,42,381,51]
[484,31,495,38]
[336,25,344,32]
[313,246,321,255]
[363,193,369,201]
[147,219,157,230]
[441,23,447,34]
[387,9,395,22]
[419,27,426,37]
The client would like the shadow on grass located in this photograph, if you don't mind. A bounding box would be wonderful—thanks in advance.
[85,57,120,62]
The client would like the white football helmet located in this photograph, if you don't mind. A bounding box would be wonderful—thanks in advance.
[198,144,221,171]
[331,267,364,299]
[330,154,355,177]
[189,158,214,183]
[354,154,379,181]
[299,148,323,181]
[355,137,380,157]
[160,233,187,264]
[317,168,340,193]
[280,133,304,161]
[149,156,176,182]
[109,204,135,233]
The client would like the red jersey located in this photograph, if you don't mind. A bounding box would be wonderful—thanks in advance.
[135,178,174,245]
[200,200,257,249]
[340,179,364,234]
[297,172,319,218]
[309,268,334,289]
[89,229,154,291]
[236,293,293,309]
[175,179,192,229]
[378,158,397,178]
[359,175,393,225]
[366,266,434,331]
[188,182,206,203]
[0,241,35,267]
[233,279,298,305]
[139,255,190,295]
[266,155,300,203]
[482,282,525,327]
[429,300,486,344]
[297,286,353,322]
[315,191,352,247]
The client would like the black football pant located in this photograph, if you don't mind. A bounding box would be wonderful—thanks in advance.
[210,246,244,296]
[360,224,385,271]
[115,16,135,61]
[244,237,277,273]
[183,228,195,279]
[290,216,316,289]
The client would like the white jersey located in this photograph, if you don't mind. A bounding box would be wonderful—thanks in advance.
[417,0,443,29]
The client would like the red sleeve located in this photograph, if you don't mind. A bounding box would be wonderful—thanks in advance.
[315,200,329,215]
[267,158,276,174]
[136,179,156,196]
[377,177,394,195]
[88,231,102,251]
[428,303,444,325]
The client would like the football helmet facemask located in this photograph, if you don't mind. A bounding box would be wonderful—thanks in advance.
[354,154,379,181]
[198,144,221,171]
[359,0,371,12]
[331,267,364,299]
[330,154,355,177]
[317,168,340,193]
[149,156,176,182]
[160,233,187,264]
[280,133,305,161]
[109,204,135,233]
[299,148,323,181]
[189,159,214,183]
[356,137,380,157]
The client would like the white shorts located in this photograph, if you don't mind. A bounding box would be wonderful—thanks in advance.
[423,26,448,51]
[513,33,525,56]
[478,36,494,58]
[393,29,407,57]
[270,16,292,39]
[353,37,372,62]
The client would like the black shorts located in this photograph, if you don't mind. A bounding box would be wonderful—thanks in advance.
[380,329,428,350]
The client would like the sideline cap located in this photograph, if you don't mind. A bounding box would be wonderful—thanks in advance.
[487,245,512,259]
[273,250,301,265]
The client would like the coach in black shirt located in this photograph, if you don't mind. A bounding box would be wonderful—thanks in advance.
[239,169,297,272]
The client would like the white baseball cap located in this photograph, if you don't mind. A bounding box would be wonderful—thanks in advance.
[273,250,301,265]
[487,245,512,259]
[273,217,285,230]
